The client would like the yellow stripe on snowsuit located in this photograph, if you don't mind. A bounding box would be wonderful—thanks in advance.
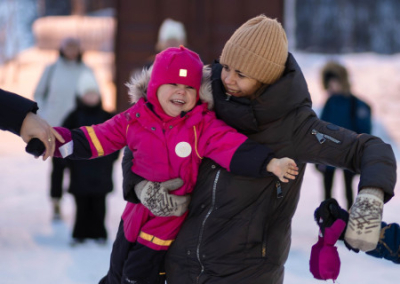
[193,126,203,160]
[139,231,174,247]
[85,126,104,157]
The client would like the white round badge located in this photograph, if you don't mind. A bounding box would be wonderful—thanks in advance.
[175,142,192,158]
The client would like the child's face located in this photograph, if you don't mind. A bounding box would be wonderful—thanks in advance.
[81,91,100,106]
[221,64,262,98]
[157,83,197,117]
[327,79,344,94]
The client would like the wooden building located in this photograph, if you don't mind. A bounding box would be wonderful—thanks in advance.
[114,0,284,112]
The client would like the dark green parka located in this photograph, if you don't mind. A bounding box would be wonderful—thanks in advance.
[164,54,396,284]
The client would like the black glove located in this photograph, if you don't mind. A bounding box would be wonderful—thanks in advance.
[25,138,46,157]
[314,198,359,253]
[314,199,347,236]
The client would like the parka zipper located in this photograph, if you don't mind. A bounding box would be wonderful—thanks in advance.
[260,180,283,257]
[311,129,341,144]
[275,180,283,199]
[196,169,221,283]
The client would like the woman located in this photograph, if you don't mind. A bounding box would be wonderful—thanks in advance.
[122,15,396,283]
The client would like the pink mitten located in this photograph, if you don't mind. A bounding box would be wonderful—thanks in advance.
[310,219,346,281]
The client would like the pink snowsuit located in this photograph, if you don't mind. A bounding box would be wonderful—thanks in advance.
[55,97,258,250]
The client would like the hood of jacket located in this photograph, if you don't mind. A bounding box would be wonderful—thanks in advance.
[211,53,312,134]
[125,65,214,110]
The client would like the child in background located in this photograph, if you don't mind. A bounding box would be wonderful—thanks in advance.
[317,61,372,209]
[28,46,299,284]
[61,70,119,245]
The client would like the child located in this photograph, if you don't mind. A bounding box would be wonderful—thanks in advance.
[28,46,299,284]
[61,71,119,245]
[316,61,372,209]
[311,198,399,281]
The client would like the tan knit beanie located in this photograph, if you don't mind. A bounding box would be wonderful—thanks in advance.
[220,15,288,84]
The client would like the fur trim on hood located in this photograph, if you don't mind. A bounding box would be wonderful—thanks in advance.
[321,61,351,93]
[125,65,214,110]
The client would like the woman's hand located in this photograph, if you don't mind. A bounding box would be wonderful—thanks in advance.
[20,112,64,160]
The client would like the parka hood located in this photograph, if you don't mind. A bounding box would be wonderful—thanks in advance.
[126,65,214,110]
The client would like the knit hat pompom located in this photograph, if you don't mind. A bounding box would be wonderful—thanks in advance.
[220,15,288,85]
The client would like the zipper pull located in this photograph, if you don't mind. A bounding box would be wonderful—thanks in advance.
[276,180,283,198]
[312,129,326,144]
[312,129,342,144]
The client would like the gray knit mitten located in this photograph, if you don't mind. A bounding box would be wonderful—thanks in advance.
[344,188,384,252]
[134,178,189,217]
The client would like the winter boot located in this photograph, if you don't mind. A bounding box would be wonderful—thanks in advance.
[52,198,62,221]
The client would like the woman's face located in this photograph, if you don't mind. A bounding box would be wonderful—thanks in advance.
[62,41,80,60]
[221,64,262,98]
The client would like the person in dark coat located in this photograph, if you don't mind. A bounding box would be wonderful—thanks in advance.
[59,72,119,245]
[121,15,397,284]
[0,88,62,159]
[318,61,372,209]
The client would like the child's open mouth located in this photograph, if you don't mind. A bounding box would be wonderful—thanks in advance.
[171,99,185,105]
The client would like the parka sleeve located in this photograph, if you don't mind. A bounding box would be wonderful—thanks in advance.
[0,89,38,135]
[294,115,396,202]
[198,114,275,178]
[366,222,400,264]
[53,110,130,159]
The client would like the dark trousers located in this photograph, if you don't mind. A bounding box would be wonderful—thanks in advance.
[323,167,356,209]
[73,194,107,240]
[50,157,67,199]
[99,221,166,284]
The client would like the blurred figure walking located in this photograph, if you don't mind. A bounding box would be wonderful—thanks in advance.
[317,61,372,209]
[34,37,99,220]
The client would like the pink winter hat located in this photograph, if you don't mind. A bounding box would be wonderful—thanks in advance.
[146,46,203,116]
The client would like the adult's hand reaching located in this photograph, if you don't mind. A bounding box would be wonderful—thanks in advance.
[20,112,64,161]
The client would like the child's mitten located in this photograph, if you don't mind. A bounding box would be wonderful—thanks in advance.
[310,219,347,281]
[134,178,189,217]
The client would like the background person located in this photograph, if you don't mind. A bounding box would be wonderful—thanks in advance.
[59,70,119,245]
[33,37,100,220]
[317,61,372,209]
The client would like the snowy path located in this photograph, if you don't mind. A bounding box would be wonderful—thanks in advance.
[0,126,399,283]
